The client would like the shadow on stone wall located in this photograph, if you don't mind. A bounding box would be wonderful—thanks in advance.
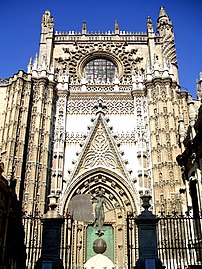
[0,162,26,269]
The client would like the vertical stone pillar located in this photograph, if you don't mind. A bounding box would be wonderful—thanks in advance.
[146,74,183,214]
[134,192,165,269]
[35,194,64,269]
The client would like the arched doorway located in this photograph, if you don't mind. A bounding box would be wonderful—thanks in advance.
[62,168,138,269]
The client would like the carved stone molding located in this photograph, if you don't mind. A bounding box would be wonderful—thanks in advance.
[67,95,134,115]
[55,41,144,81]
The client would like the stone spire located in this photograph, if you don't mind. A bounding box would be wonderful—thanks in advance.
[39,10,54,70]
[156,6,178,79]
[147,16,154,37]
[157,6,173,36]
[115,20,120,34]
[82,20,87,35]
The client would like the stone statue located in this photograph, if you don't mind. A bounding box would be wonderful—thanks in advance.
[92,191,110,236]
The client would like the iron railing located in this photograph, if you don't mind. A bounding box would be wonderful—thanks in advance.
[22,215,73,269]
[158,212,202,269]
[22,216,42,269]
[20,212,202,269]
[127,212,202,269]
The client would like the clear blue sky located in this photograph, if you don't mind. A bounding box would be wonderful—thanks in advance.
[0,0,201,97]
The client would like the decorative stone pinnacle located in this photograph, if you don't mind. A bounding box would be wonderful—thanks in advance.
[82,20,87,34]
[147,16,154,34]
[115,20,120,34]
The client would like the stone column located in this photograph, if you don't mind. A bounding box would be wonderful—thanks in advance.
[134,192,165,269]
[35,194,64,269]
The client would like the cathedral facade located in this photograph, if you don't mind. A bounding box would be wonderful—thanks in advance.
[0,6,198,268]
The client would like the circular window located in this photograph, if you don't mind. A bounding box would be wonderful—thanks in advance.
[84,58,117,83]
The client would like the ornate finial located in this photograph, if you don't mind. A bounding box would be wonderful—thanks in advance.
[93,98,107,115]
[115,20,120,34]
[82,20,87,34]
[140,191,152,212]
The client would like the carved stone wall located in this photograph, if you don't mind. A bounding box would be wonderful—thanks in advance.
[54,41,145,81]
[0,72,32,199]
[146,78,183,213]
[23,77,57,216]
[66,94,134,115]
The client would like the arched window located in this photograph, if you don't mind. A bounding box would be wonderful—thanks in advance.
[84,58,117,83]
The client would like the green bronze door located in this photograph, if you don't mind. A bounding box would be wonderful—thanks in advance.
[86,225,114,262]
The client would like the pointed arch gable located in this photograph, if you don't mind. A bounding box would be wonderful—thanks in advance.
[68,113,130,180]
